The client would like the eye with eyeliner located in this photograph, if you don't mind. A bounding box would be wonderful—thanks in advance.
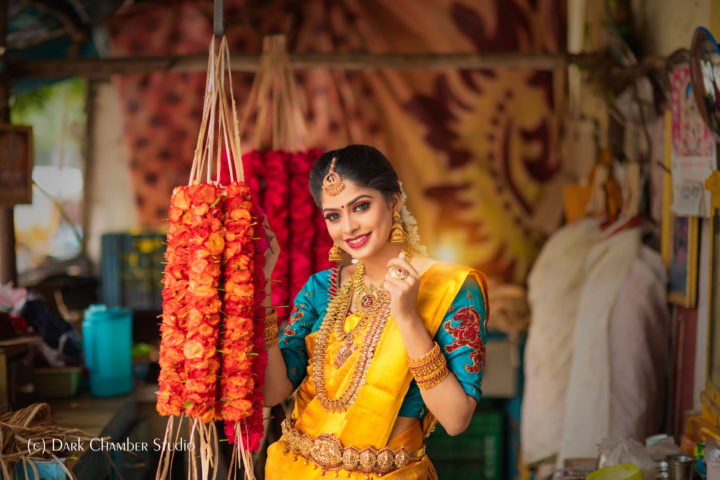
[324,201,370,222]
[353,201,370,212]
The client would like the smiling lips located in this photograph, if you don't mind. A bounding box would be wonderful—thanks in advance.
[346,232,371,249]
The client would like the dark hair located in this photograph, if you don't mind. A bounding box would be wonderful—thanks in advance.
[309,145,401,207]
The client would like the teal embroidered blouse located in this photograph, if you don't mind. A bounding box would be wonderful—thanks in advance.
[279,267,487,417]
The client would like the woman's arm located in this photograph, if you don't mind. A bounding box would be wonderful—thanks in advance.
[259,224,295,406]
[262,282,295,406]
[385,256,485,436]
[396,320,477,436]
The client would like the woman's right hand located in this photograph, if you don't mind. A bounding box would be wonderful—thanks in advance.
[263,218,280,281]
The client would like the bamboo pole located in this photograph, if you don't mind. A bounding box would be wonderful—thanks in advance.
[7,51,668,80]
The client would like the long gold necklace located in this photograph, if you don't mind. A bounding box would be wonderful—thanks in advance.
[332,262,386,368]
[313,262,391,412]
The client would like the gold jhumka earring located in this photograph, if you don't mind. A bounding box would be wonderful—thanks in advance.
[329,244,344,262]
[389,211,408,244]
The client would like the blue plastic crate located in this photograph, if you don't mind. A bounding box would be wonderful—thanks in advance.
[101,232,166,310]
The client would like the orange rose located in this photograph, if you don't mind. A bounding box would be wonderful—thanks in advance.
[229,208,251,222]
[183,340,203,359]
[206,232,225,256]
[198,323,214,337]
[172,187,191,209]
[193,202,209,216]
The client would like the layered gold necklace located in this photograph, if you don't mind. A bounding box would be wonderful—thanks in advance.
[312,261,391,412]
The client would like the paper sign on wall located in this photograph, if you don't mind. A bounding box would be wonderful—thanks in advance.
[670,67,717,217]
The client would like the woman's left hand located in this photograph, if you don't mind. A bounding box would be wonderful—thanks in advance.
[384,252,421,324]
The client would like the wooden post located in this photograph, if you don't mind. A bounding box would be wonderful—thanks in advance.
[81,80,98,256]
[0,0,17,286]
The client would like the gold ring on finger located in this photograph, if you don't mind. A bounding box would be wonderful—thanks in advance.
[390,266,409,280]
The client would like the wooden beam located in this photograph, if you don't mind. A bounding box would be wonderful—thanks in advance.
[8,51,615,80]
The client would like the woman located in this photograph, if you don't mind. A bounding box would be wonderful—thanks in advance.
[261,145,489,479]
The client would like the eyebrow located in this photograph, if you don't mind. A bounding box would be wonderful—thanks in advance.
[322,194,372,213]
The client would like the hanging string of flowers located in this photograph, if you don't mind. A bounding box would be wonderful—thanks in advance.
[183,183,225,423]
[218,181,255,424]
[157,186,192,417]
[156,36,265,480]
[262,150,291,323]
[222,153,269,453]
[288,150,318,303]
[246,199,269,452]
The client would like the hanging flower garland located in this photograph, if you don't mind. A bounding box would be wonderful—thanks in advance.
[218,181,255,423]
[262,150,291,323]
[246,199,269,452]
[157,186,192,417]
[288,150,317,304]
[182,183,225,423]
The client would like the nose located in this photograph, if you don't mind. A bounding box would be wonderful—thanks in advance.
[342,212,359,236]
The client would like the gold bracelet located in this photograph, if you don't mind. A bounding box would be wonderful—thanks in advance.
[265,310,278,328]
[408,342,450,390]
[264,310,279,349]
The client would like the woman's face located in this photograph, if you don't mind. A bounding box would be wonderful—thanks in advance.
[321,178,398,261]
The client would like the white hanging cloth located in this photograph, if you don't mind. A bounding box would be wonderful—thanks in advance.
[522,218,604,464]
[608,246,669,441]
[558,228,641,463]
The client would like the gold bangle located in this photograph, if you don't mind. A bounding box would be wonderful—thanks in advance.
[264,325,279,349]
[408,342,450,390]
[265,310,278,328]
[408,342,443,370]
[264,310,279,349]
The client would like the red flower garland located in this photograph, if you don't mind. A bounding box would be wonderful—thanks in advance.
[182,183,224,423]
[288,150,317,305]
[262,150,291,323]
[245,199,269,451]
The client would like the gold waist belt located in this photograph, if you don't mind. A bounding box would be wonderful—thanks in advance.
[280,419,424,476]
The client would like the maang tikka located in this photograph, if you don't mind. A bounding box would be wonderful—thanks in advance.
[322,157,345,196]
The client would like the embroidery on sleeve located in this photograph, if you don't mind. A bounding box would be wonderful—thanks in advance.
[443,305,486,373]
[283,305,304,337]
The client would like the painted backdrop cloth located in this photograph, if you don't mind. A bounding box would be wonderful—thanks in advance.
[522,218,603,464]
[107,0,565,284]
[266,262,488,478]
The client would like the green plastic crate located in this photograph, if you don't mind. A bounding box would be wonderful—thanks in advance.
[427,410,504,480]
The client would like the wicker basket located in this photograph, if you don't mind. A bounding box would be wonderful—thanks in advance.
[33,367,82,397]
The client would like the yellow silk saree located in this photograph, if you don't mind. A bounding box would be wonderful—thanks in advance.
[265,263,488,479]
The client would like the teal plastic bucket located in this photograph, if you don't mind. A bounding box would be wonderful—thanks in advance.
[82,305,133,397]
[13,458,66,480]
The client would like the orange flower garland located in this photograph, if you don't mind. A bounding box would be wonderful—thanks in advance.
[218,181,255,422]
[157,186,192,417]
[182,183,225,423]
